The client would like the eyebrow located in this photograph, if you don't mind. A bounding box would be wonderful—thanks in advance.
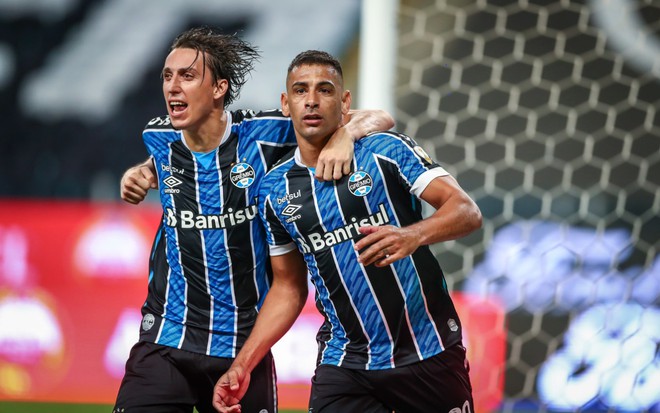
[162,66,200,76]
[292,80,335,88]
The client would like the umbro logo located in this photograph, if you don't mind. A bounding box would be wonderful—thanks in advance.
[282,204,302,216]
[282,203,302,223]
[163,176,182,188]
[163,176,182,194]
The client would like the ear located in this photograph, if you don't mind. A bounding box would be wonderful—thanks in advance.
[341,90,352,115]
[213,79,229,100]
[281,92,290,117]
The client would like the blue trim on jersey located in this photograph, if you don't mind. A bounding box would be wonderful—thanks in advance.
[192,150,217,170]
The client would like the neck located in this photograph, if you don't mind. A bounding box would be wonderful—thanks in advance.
[296,133,333,167]
[183,110,227,153]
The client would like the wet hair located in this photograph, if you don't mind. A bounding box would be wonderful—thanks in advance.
[171,26,260,107]
[287,50,343,81]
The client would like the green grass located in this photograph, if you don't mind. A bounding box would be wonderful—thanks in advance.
[0,402,111,413]
[0,402,304,413]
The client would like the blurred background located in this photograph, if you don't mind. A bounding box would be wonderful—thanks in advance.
[1,0,659,412]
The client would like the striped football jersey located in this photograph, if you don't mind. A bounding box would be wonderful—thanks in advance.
[260,131,465,370]
[140,109,296,358]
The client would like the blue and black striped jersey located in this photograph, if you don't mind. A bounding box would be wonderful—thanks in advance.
[140,109,296,358]
[259,131,464,370]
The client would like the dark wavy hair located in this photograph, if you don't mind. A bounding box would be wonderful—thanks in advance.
[171,26,260,108]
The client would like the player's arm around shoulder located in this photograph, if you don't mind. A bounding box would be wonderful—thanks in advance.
[315,109,395,181]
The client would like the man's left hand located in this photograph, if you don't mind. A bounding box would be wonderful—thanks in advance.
[354,225,421,267]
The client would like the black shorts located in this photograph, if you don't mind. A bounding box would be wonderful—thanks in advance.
[309,344,473,413]
[113,341,276,413]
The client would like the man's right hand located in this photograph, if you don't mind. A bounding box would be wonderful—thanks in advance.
[213,366,251,413]
[120,158,157,204]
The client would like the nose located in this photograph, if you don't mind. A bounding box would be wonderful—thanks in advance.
[165,76,182,94]
[305,94,319,109]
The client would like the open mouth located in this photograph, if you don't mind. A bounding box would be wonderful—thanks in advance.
[169,101,188,114]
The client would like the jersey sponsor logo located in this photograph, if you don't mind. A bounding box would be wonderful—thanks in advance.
[165,206,258,230]
[348,171,373,197]
[277,189,301,205]
[230,163,255,188]
[163,175,182,194]
[297,203,389,253]
[161,163,184,175]
[141,313,155,331]
[282,203,302,223]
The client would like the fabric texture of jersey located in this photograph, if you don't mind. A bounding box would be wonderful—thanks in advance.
[259,131,464,370]
[141,109,296,358]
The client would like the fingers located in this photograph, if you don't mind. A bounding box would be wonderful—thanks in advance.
[315,128,354,181]
[120,166,156,204]
[357,226,380,237]
[354,226,392,266]
[120,181,149,204]
[213,397,242,413]
[342,161,351,177]
[213,375,243,413]
[358,243,394,267]
[354,225,418,267]
[314,163,327,182]
[314,159,345,182]
[330,160,351,181]
[140,165,158,189]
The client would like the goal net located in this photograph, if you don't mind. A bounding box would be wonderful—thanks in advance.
[395,0,660,411]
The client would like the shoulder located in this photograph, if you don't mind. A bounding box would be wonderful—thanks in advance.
[260,154,294,191]
[264,152,296,182]
[356,130,416,152]
[230,109,290,124]
[357,130,437,167]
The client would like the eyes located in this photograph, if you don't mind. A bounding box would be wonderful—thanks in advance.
[293,86,334,95]
[162,71,196,82]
